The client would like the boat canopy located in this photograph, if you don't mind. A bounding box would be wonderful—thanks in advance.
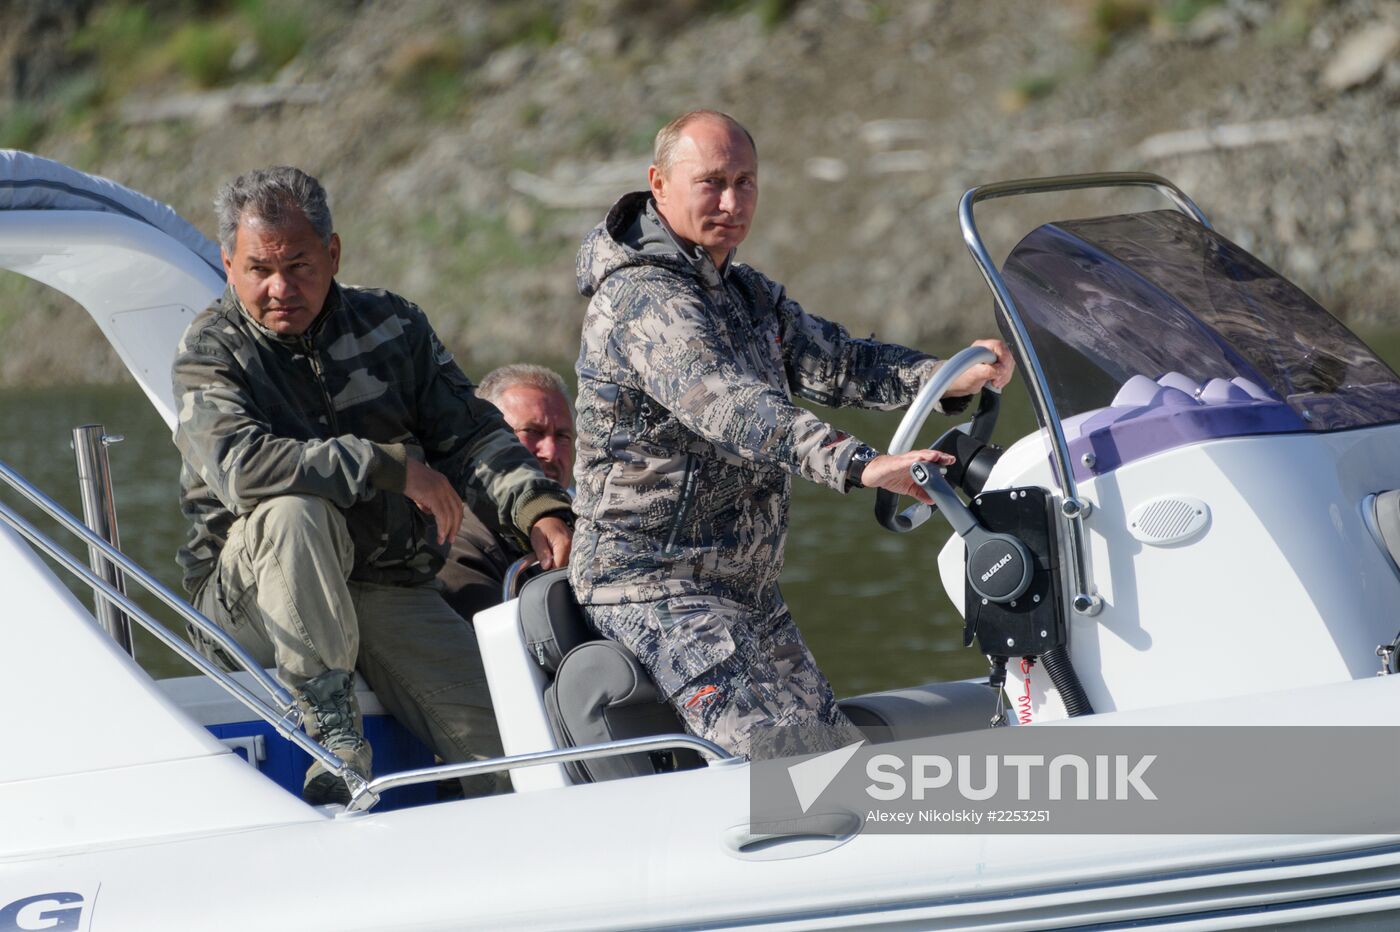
[0,149,220,274]
[0,150,225,425]
[1001,209,1400,481]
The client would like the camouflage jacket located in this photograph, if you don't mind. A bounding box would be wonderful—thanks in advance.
[174,283,570,592]
[570,192,952,606]
[438,508,526,623]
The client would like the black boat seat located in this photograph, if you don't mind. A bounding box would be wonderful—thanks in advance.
[518,569,701,783]
[516,569,997,782]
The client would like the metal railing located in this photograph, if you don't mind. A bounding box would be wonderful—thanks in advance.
[346,734,734,813]
[501,555,540,602]
[0,458,360,792]
[72,425,134,655]
[0,458,734,814]
[957,172,1212,617]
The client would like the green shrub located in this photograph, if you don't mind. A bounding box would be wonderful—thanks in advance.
[519,101,546,128]
[0,106,47,150]
[1092,0,1153,35]
[1160,0,1224,27]
[1010,72,1059,107]
[500,7,560,47]
[237,0,309,74]
[1265,0,1329,44]
[755,0,804,28]
[385,36,469,119]
[70,3,160,64]
[51,73,105,130]
[68,3,168,96]
[167,22,239,88]
[1084,0,1153,56]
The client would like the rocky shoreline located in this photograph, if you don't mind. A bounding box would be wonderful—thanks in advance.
[2,0,1397,385]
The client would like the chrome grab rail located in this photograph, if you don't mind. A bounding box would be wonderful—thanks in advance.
[72,425,134,656]
[957,172,1212,617]
[346,733,734,813]
[501,555,540,602]
[0,459,360,787]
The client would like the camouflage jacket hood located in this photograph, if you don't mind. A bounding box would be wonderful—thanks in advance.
[570,192,948,606]
[577,191,731,298]
[174,283,569,592]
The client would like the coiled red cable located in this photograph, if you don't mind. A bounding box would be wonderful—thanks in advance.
[1017,657,1035,724]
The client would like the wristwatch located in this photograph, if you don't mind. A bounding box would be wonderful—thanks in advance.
[846,444,878,491]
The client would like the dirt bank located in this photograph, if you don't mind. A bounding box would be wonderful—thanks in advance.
[2,0,1397,385]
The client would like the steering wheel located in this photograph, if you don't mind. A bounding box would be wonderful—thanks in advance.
[875,345,1001,533]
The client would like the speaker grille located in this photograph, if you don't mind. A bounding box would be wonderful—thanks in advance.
[1129,497,1209,545]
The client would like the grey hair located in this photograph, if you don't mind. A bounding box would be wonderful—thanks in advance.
[214,166,333,254]
[477,363,572,416]
[652,109,756,177]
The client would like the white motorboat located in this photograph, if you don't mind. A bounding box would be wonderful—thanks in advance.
[4,151,1400,930]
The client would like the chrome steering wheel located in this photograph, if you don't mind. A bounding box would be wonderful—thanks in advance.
[875,345,1001,533]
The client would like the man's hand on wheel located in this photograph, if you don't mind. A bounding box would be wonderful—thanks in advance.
[861,449,956,504]
[944,338,1016,397]
[403,458,464,545]
[530,515,573,570]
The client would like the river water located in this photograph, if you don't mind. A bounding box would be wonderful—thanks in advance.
[5,331,1399,697]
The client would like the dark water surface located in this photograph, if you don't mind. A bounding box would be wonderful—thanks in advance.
[5,330,1400,697]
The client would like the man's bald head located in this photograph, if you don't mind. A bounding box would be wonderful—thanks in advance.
[652,110,757,179]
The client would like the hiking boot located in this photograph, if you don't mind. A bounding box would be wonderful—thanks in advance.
[296,669,372,806]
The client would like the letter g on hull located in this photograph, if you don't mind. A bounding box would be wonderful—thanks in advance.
[0,893,85,932]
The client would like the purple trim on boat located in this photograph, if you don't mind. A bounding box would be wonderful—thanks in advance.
[1062,372,1307,483]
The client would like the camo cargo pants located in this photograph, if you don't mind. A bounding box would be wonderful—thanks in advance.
[584,592,866,760]
[189,494,504,795]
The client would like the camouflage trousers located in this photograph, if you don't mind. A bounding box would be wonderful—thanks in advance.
[190,494,504,795]
[584,593,865,761]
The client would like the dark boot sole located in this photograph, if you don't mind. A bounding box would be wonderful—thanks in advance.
[303,771,352,807]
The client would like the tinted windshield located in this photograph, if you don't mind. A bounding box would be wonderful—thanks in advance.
[1000,210,1400,478]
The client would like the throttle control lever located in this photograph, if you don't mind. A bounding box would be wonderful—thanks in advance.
[909,462,1033,604]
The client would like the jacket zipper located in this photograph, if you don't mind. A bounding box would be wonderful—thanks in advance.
[301,337,340,433]
[663,453,699,556]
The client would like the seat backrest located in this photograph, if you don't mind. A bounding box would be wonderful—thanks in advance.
[517,569,596,672]
[514,569,698,782]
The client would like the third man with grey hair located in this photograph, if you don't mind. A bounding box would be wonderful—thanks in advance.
[173,166,572,804]
[439,363,576,623]
[571,109,1014,760]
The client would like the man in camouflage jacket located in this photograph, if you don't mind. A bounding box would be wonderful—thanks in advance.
[571,111,1013,760]
[175,167,572,803]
